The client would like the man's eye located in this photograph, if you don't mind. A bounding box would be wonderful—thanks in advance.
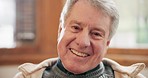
[72,26,80,30]
[71,26,81,32]
[92,31,101,36]
[91,31,102,39]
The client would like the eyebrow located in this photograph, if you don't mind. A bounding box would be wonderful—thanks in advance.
[69,20,82,25]
[69,20,106,36]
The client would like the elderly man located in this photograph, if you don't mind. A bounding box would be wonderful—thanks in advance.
[14,0,146,78]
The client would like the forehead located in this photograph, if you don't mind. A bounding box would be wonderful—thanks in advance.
[66,0,111,29]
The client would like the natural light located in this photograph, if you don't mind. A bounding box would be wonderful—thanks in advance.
[110,0,148,48]
[0,0,16,48]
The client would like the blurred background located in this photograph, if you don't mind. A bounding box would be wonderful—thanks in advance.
[0,0,148,78]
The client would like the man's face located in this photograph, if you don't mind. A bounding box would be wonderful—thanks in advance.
[57,0,111,74]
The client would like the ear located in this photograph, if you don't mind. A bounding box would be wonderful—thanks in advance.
[107,40,110,46]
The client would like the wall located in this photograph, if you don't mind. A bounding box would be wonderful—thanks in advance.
[0,65,19,78]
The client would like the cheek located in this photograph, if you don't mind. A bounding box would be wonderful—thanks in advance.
[57,32,76,53]
[57,38,68,59]
[93,41,108,55]
[57,32,67,55]
[57,36,67,53]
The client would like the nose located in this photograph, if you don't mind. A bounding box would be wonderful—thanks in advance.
[75,30,91,48]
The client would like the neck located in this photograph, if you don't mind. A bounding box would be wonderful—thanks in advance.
[57,59,102,75]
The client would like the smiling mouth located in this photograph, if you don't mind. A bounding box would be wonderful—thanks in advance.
[70,48,90,57]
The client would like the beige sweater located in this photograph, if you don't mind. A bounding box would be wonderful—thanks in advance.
[13,58,146,78]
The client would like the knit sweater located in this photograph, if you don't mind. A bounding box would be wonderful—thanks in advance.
[42,59,114,78]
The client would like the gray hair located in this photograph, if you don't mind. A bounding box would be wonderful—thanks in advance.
[60,0,119,40]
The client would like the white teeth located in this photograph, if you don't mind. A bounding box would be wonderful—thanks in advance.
[70,48,89,57]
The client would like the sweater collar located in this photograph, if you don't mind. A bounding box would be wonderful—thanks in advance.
[53,59,105,77]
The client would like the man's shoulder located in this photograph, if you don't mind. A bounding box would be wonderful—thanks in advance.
[101,58,114,78]
[16,58,58,78]
[102,58,146,78]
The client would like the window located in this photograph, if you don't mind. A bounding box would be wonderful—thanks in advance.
[0,0,36,48]
[0,0,63,65]
[106,0,148,66]
[15,0,36,46]
[0,0,16,48]
[110,0,148,48]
